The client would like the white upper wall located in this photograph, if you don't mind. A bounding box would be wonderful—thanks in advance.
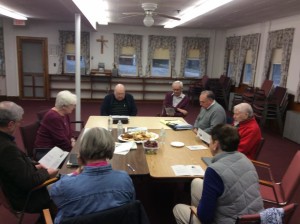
[226,14,300,96]
[2,17,224,96]
[2,13,300,96]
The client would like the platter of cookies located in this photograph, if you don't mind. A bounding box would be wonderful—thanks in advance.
[118,131,159,143]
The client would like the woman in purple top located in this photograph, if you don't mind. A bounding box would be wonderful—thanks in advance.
[34,90,77,152]
[162,81,189,117]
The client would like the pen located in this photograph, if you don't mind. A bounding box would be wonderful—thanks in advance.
[127,163,135,172]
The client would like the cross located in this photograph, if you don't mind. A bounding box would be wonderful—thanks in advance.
[96,36,108,54]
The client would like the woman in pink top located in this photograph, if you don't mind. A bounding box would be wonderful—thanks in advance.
[35,90,77,152]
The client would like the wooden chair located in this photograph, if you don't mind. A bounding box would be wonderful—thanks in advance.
[252,150,300,206]
[19,121,50,160]
[188,75,209,104]
[253,137,265,160]
[253,86,288,132]
[242,80,274,104]
[43,200,150,224]
[0,177,58,224]
[235,203,298,224]
[189,203,298,224]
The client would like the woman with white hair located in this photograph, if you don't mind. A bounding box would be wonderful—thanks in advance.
[50,127,135,223]
[35,90,77,152]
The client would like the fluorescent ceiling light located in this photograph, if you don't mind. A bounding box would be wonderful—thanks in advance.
[164,0,233,28]
[72,0,108,29]
[0,5,27,20]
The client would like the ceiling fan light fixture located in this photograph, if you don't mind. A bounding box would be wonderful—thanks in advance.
[143,14,154,27]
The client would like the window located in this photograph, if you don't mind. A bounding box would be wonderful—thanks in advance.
[151,48,170,77]
[269,48,282,86]
[118,46,137,76]
[227,50,234,77]
[271,64,281,86]
[243,50,253,84]
[184,49,200,78]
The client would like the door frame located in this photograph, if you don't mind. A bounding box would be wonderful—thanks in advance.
[16,36,49,99]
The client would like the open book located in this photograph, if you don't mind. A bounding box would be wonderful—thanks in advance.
[38,146,69,169]
[171,165,205,176]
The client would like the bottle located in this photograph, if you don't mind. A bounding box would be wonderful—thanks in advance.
[107,115,112,132]
[117,120,123,136]
[159,127,166,145]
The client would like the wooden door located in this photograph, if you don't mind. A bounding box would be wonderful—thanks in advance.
[17,37,48,99]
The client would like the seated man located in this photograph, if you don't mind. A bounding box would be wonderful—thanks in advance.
[101,84,137,116]
[173,124,263,224]
[0,101,58,213]
[233,102,262,159]
[193,90,226,134]
[162,80,189,117]
[50,127,135,223]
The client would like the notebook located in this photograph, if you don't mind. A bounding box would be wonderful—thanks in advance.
[197,128,211,144]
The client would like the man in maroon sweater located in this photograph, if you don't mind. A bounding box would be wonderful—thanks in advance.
[233,102,262,159]
[162,81,189,117]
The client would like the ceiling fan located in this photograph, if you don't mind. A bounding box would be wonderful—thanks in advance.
[122,3,180,27]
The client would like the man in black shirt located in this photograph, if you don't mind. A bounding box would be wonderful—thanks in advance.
[100,84,137,116]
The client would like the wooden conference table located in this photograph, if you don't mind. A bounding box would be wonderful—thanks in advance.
[60,116,212,178]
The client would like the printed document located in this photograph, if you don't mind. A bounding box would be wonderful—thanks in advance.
[38,146,69,169]
[171,165,205,176]
[197,128,211,144]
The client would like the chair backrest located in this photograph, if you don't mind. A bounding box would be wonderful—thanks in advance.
[19,121,40,158]
[281,151,300,203]
[202,75,209,89]
[61,200,150,224]
[260,79,274,97]
[36,109,49,122]
[271,86,288,107]
[235,203,298,224]
[254,137,265,160]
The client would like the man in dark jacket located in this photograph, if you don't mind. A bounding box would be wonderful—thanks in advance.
[0,101,58,213]
[100,84,137,116]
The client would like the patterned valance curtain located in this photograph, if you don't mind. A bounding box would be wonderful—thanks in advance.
[179,37,210,78]
[58,30,90,74]
[114,34,143,76]
[262,28,294,87]
[146,35,176,77]
[236,33,260,87]
[0,27,5,76]
[224,36,241,85]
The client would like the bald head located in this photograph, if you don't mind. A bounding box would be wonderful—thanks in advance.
[114,84,126,101]
[233,103,253,123]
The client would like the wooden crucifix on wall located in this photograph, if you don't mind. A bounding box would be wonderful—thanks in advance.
[96,36,108,54]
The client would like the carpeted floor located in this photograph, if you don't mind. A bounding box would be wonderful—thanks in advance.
[2,99,300,223]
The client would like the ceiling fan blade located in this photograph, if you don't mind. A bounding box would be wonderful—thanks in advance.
[122,12,145,16]
[156,13,180,21]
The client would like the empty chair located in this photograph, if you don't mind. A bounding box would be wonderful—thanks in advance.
[253,86,288,132]
[235,203,298,224]
[43,200,150,224]
[188,75,210,104]
[210,75,232,110]
[252,150,300,206]
[242,79,274,104]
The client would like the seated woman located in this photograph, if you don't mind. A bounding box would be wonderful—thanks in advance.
[34,90,77,152]
[49,127,135,223]
[162,81,189,117]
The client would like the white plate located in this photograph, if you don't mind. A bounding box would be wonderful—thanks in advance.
[118,132,159,143]
[171,141,185,147]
